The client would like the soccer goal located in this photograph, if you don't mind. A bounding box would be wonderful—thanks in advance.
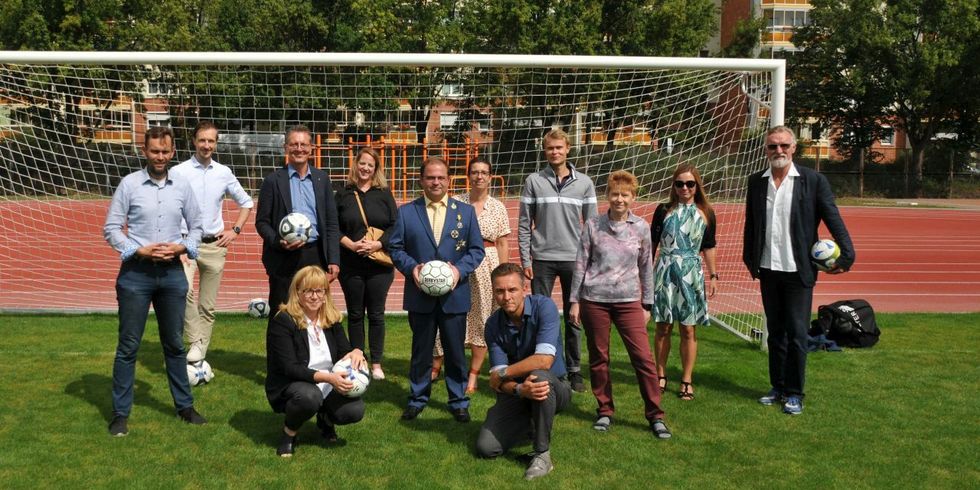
[0,51,784,342]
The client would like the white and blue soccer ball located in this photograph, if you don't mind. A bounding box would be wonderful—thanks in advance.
[248,298,270,318]
[810,239,841,272]
[187,360,215,386]
[332,358,370,398]
[279,212,313,244]
[418,260,455,297]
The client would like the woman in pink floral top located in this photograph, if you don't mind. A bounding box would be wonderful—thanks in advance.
[569,170,670,439]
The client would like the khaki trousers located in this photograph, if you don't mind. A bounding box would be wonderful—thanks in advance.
[183,242,227,360]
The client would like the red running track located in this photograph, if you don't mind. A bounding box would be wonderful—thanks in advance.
[1,201,978,313]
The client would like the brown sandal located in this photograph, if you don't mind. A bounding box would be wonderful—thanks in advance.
[678,381,695,400]
[658,376,668,394]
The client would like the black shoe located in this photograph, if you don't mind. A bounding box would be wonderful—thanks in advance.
[316,413,338,442]
[177,407,207,425]
[451,407,471,423]
[108,415,128,437]
[569,372,586,393]
[276,432,296,457]
[401,405,424,421]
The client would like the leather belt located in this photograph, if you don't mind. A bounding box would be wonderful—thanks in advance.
[201,235,219,244]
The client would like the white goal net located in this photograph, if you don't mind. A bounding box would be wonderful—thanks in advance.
[0,52,784,342]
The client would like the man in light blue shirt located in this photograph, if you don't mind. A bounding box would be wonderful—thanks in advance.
[171,121,254,365]
[102,126,207,437]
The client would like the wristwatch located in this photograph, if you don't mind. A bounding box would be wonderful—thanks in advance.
[232,226,242,234]
[710,273,720,280]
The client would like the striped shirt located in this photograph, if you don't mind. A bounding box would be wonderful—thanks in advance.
[517,164,597,265]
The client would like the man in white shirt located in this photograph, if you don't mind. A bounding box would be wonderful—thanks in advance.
[171,121,254,366]
[742,126,855,415]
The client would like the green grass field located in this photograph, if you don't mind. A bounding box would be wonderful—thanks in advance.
[0,313,976,488]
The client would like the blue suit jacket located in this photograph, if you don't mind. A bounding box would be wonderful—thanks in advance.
[389,196,485,314]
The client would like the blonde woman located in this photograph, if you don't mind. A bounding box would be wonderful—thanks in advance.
[265,265,366,457]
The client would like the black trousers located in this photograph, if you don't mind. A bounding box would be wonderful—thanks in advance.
[278,381,365,432]
[339,268,394,363]
[759,268,813,397]
[531,260,582,372]
[267,243,324,311]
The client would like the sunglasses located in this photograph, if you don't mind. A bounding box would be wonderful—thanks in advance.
[766,143,792,150]
[674,180,697,189]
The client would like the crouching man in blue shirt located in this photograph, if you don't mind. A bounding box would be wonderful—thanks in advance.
[476,262,572,481]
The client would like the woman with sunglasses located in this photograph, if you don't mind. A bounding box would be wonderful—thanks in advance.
[651,164,718,401]
[265,265,366,457]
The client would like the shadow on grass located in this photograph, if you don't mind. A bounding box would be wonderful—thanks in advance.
[65,374,176,422]
[206,347,266,386]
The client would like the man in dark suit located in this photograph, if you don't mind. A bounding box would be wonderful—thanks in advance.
[743,125,855,415]
[255,125,340,311]
[389,157,485,422]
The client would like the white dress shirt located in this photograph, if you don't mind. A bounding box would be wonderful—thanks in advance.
[761,163,800,272]
[170,156,254,236]
[305,317,335,399]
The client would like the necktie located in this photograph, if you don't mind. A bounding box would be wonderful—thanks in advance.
[429,201,444,246]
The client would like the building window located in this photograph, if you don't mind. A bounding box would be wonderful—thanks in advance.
[879,126,895,146]
[439,112,458,130]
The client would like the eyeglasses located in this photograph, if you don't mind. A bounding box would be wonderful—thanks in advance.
[469,170,490,177]
[301,288,327,297]
[674,180,697,189]
[766,143,792,151]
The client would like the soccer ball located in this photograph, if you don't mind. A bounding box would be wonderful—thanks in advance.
[248,298,270,318]
[279,212,313,244]
[811,239,841,272]
[187,360,214,386]
[418,260,455,297]
[332,358,370,398]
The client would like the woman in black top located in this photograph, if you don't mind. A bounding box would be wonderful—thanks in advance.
[334,147,398,381]
[266,265,366,457]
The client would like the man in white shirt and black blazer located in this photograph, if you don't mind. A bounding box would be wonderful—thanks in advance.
[742,125,855,416]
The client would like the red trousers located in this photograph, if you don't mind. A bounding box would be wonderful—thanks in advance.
[581,299,665,421]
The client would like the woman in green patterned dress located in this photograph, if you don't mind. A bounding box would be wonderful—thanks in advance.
[650,164,718,401]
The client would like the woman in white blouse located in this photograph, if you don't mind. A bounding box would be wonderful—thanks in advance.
[265,265,366,457]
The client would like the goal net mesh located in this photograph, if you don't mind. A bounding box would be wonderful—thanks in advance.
[0,57,774,341]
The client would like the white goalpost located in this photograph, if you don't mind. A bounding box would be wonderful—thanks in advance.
[0,51,784,343]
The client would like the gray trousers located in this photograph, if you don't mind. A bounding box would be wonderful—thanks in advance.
[475,369,571,457]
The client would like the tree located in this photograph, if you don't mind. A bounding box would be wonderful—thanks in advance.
[790,0,980,197]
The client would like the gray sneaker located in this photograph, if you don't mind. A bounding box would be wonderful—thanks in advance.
[568,372,586,393]
[524,451,554,480]
[758,389,784,406]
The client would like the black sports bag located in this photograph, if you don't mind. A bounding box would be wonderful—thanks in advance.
[810,299,881,348]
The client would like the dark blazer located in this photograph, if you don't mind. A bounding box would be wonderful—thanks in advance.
[388,196,485,314]
[255,165,340,275]
[265,310,352,412]
[742,164,855,287]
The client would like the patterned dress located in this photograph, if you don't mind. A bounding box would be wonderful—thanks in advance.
[653,204,709,326]
[434,194,511,355]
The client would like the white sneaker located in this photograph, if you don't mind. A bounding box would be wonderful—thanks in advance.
[371,367,385,380]
[186,344,204,364]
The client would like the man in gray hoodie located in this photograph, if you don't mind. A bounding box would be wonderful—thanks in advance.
[517,128,597,392]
